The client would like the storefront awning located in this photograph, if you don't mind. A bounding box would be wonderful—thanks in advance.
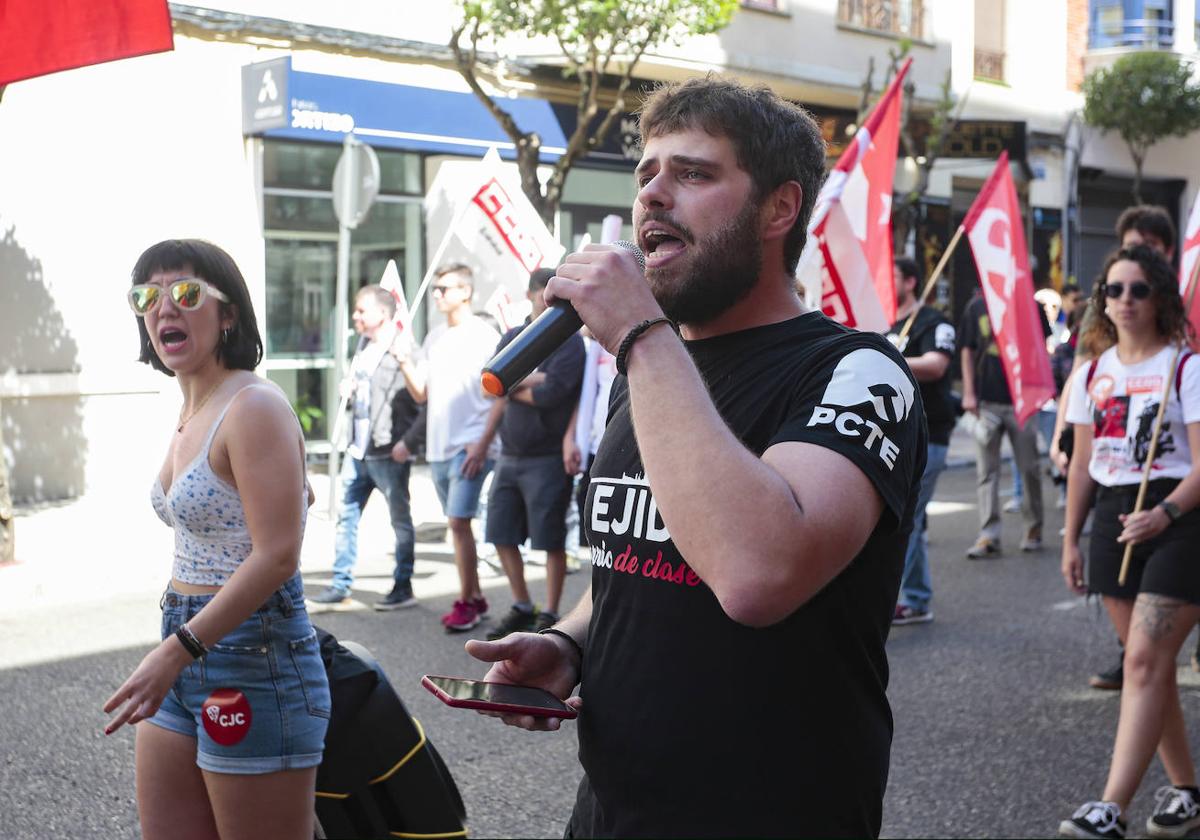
[242,56,626,164]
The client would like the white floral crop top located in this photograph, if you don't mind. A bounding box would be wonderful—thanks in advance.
[150,386,308,586]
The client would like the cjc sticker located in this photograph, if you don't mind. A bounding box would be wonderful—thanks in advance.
[202,688,252,746]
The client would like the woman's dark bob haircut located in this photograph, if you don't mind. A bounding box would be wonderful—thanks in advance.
[132,239,263,376]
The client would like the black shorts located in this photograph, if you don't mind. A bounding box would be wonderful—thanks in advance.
[1088,479,1200,604]
[485,454,574,551]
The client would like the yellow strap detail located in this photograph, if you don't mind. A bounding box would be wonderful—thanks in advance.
[369,717,428,785]
[314,790,350,800]
[389,830,468,839]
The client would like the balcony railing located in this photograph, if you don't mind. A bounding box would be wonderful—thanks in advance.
[1089,17,1175,49]
[838,0,926,41]
[974,48,1005,82]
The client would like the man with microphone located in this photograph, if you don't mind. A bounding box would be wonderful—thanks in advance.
[465,76,926,838]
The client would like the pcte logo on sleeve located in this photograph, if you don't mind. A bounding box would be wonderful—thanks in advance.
[202,688,252,746]
[806,348,916,469]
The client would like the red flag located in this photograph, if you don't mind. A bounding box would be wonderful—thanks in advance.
[1180,190,1200,350]
[0,0,173,86]
[797,58,909,331]
[963,152,1055,426]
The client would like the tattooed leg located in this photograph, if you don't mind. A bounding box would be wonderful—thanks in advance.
[1102,594,1200,807]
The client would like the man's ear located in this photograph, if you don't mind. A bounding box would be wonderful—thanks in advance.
[760,181,803,244]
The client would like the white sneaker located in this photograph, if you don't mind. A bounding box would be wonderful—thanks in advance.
[1147,786,1200,838]
[1003,497,1022,514]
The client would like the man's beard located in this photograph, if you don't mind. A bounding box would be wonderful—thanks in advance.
[646,198,764,326]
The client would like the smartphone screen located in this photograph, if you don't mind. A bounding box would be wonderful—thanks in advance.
[421,675,576,718]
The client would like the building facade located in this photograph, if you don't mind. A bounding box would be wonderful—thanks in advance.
[2,0,1198,502]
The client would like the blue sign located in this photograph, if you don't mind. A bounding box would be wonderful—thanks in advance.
[243,58,614,165]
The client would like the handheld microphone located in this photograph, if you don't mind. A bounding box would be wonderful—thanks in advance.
[481,241,645,397]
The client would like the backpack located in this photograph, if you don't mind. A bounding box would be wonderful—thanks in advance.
[313,628,467,839]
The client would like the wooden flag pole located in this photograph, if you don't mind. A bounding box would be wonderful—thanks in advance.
[896,225,966,345]
[1117,253,1200,585]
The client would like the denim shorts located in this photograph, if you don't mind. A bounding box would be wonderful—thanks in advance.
[430,448,494,519]
[146,574,330,774]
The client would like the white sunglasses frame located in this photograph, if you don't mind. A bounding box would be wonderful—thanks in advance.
[128,278,231,317]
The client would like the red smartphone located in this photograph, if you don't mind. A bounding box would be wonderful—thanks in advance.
[421,675,577,719]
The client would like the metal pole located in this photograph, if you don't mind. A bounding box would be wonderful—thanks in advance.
[0,399,13,565]
[328,134,358,519]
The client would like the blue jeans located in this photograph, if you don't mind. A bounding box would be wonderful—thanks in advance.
[333,456,414,594]
[898,442,948,612]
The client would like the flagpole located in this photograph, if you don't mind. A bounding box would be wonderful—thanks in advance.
[411,196,475,317]
[1117,252,1200,585]
[896,225,966,344]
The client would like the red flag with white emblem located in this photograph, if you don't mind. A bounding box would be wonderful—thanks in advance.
[797,58,909,332]
[0,0,173,86]
[1180,190,1200,350]
[963,152,1055,427]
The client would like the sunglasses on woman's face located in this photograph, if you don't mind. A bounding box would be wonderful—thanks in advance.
[1104,281,1152,301]
[128,278,230,316]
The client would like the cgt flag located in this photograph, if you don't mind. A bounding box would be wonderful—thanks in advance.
[378,259,414,352]
[0,0,174,86]
[963,151,1055,427]
[1180,190,1200,350]
[797,58,910,332]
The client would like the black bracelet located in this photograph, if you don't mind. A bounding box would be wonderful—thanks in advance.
[615,317,677,376]
[538,627,584,664]
[175,623,207,659]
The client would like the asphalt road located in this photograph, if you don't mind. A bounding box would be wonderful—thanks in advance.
[3,462,1199,838]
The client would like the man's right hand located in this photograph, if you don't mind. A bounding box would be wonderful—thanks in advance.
[464,633,582,732]
[391,441,411,463]
[962,392,979,416]
[461,440,488,479]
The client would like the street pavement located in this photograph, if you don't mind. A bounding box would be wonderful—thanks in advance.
[3,432,1200,838]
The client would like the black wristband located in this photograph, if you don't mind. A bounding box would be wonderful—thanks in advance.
[615,317,676,376]
[538,627,584,665]
[175,623,207,659]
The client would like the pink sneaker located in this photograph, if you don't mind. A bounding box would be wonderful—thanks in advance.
[472,595,489,619]
[442,599,481,632]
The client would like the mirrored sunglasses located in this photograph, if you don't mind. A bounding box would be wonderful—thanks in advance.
[128,279,230,316]
[1104,282,1152,301]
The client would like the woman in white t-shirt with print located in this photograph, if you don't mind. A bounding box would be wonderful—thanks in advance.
[1059,245,1200,840]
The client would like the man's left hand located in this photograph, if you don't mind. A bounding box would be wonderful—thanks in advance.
[547,245,664,354]
[461,440,488,479]
[391,441,411,463]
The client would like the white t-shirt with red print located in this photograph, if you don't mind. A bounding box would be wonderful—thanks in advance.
[1066,344,1200,487]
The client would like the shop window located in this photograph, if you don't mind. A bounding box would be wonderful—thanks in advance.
[838,0,925,40]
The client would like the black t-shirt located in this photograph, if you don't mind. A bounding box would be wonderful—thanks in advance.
[493,324,585,457]
[574,312,926,839]
[958,294,1051,405]
[887,305,956,445]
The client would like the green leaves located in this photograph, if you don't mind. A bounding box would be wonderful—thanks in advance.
[1083,51,1200,165]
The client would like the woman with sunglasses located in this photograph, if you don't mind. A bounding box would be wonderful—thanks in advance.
[104,240,328,840]
[1059,244,1200,840]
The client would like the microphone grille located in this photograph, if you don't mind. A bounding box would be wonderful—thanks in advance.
[615,240,646,271]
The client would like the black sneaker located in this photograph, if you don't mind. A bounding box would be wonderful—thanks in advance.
[1059,801,1126,838]
[486,606,537,641]
[1147,785,1200,838]
[1089,660,1124,691]
[374,586,417,611]
[534,611,558,632]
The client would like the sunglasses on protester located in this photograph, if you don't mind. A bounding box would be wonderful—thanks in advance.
[1103,281,1152,301]
[128,279,231,316]
[431,284,463,296]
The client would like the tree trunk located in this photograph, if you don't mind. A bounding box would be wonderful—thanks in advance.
[1130,148,1145,205]
[0,400,13,565]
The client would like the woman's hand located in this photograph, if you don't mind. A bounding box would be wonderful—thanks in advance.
[103,638,193,735]
[1118,506,1171,545]
[1061,541,1087,595]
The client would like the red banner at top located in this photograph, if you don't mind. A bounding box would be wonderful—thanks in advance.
[0,0,174,86]
[963,152,1056,426]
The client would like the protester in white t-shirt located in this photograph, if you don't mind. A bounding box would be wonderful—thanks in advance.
[563,333,617,555]
[398,263,502,632]
[1058,245,1200,840]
